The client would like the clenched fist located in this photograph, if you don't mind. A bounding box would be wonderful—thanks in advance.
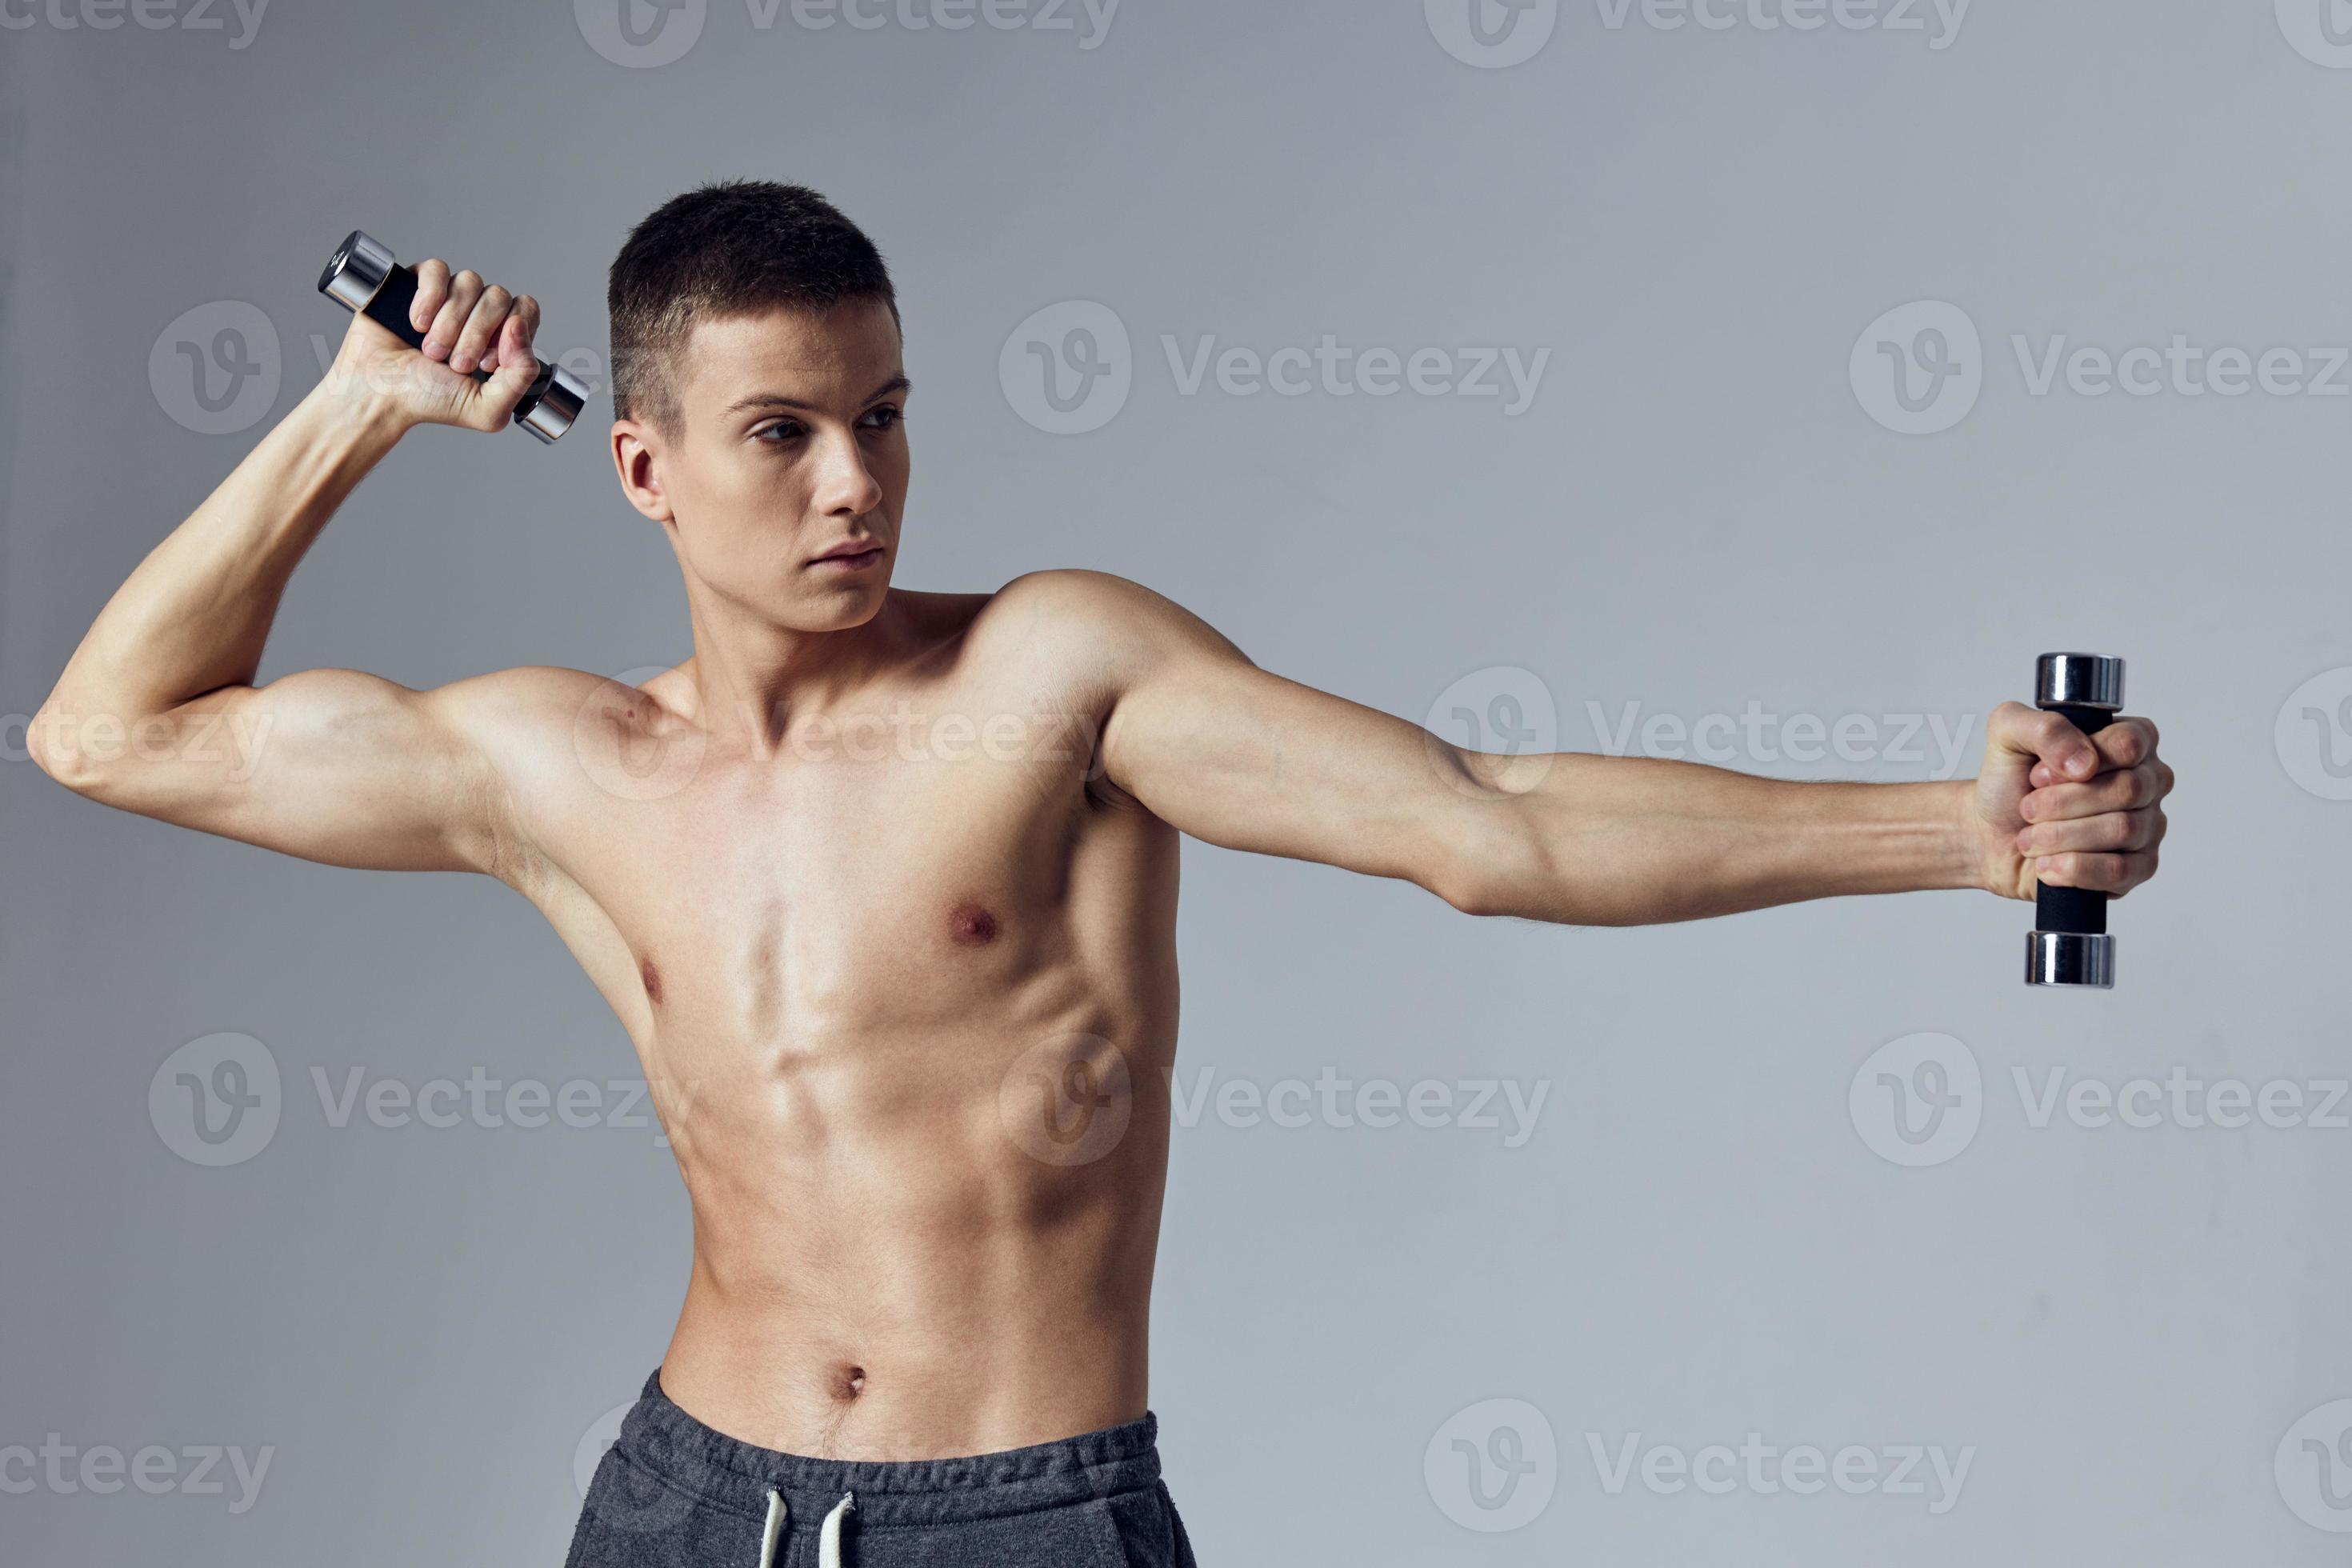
[323,258,542,434]
[1968,701,2173,902]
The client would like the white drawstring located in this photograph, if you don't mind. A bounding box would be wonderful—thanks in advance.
[759,1490,786,1568]
[818,1491,854,1566]
[759,1488,855,1568]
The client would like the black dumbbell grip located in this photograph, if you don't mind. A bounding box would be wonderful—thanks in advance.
[2033,702,2112,936]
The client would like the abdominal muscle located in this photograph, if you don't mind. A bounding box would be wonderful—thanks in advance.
[646,1006,1172,1462]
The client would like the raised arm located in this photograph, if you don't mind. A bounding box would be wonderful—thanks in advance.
[29,258,554,874]
[1042,571,2170,926]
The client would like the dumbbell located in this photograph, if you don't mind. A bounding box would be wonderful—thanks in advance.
[317,230,588,443]
[2025,652,2126,989]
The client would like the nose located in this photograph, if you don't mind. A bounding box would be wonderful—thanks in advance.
[814,429,884,518]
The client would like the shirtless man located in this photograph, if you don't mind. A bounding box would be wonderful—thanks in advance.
[29,182,2174,1566]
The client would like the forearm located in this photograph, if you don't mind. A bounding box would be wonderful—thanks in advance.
[35,384,406,766]
[1456,753,1984,925]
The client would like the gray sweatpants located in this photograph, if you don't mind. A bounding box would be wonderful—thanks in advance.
[565,1369,1198,1567]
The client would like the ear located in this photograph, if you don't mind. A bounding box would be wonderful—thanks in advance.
[611,417,674,525]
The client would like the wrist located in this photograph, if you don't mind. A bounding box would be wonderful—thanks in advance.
[1936,778,1991,894]
[303,360,416,452]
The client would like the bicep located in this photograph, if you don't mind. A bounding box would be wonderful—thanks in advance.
[83,669,516,874]
[1098,610,1495,897]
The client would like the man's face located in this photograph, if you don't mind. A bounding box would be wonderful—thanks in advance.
[619,298,910,632]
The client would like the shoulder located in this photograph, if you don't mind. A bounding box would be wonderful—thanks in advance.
[973,570,1245,678]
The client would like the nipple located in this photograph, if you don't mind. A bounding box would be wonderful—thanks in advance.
[946,902,999,948]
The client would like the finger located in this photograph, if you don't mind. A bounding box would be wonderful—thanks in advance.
[2032,849,2157,896]
[1989,701,2100,784]
[480,294,538,374]
[409,258,450,335]
[478,310,543,418]
[448,282,513,374]
[2017,805,2161,857]
[2030,716,2158,786]
[423,269,485,362]
[2022,762,2165,822]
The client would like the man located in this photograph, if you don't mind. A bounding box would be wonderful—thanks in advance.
[30,182,2173,1566]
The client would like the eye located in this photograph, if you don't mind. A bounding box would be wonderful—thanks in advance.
[861,405,904,433]
[754,419,807,444]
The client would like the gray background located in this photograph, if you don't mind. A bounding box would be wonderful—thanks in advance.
[2,0,2347,1562]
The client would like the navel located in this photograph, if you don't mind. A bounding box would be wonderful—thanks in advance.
[832,1364,867,1402]
[946,901,1000,948]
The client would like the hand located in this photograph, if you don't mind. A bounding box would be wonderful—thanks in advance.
[323,258,542,434]
[1966,702,2172,902]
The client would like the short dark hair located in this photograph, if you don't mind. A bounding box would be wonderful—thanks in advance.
[607,180,899,438]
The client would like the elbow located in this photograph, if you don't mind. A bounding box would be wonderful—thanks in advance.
[26,702,110,797]
[1439,874,1506,920]
[1429,812,1538,921]
[25,705,69,783]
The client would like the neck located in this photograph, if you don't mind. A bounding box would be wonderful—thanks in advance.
[679,577,910,754]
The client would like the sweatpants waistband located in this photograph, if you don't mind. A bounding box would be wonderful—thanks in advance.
[611,1368,1165,1528]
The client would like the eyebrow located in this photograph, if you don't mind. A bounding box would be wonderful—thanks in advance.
[722,375,912,417]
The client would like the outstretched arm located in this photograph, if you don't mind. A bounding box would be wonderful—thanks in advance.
[1044,571,2170,926]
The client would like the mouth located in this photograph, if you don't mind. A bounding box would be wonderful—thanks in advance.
[809,543,886,572]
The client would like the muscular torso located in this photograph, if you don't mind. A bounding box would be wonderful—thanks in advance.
[490,588,1181,1459]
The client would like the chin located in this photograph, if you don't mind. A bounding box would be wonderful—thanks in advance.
[790,578,890,631]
